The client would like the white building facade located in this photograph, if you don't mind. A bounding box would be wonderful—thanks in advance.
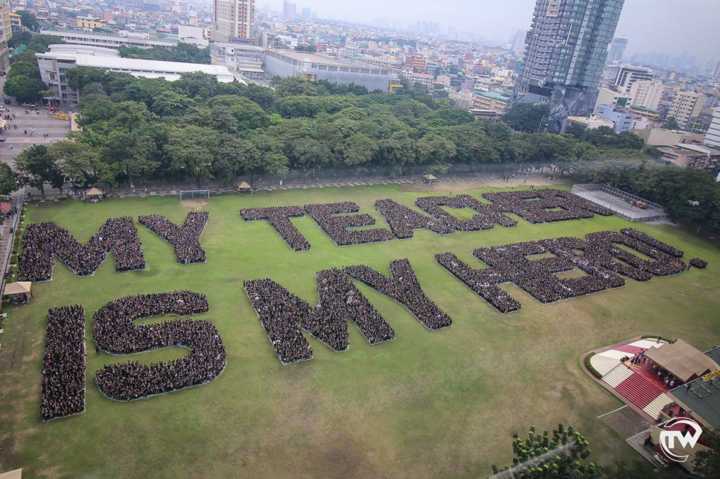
[705,107,720,149]
[213,0,255,42]
[37,45,240,104]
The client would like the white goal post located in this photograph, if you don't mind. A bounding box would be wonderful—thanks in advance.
[179,190,210,201]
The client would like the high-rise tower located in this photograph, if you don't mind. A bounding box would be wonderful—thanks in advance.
[214,0,255,42]
[516,0,625,130]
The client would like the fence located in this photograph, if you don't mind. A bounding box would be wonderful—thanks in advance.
[0,194,24,309]
[23,161,579,202]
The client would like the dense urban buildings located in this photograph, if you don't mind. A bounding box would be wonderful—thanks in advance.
[213,0,255,42]
[516,0,625,130]
[0,0,11,73]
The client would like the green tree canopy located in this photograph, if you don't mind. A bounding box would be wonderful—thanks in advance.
[16,145,64,197]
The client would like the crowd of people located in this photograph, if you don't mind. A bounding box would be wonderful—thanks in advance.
[245,270,394,364]
[415,195,516,231]
[304,202,394,246]
[19,218,145,281]
[437,228,689,313]
[690,258,708,269]
[92,292,226,401]
[240,206,310,251]
[344,259,452,330]
[41,305,86,421]
[482,190,614,224]
[245,259,452,364]
[375,198,456,238]
[245,278,315,363]
[139,212,209,264]
[241,190,615,250]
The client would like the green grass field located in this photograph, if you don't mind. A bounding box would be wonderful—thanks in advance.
[1,183,719,479]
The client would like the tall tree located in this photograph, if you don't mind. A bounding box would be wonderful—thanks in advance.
[0,163,18,195]
[48,141,109,188]
[16,145,64,197]
[503,103,550,133]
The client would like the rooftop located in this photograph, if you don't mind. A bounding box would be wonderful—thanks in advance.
[645,339,720,383]
[267,49,382,70]
[38,46,241,84]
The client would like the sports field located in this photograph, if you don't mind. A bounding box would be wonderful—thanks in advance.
[1,183,719,479]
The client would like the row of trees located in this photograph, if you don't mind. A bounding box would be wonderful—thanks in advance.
[3,34,59,104]
[5,71,644,194]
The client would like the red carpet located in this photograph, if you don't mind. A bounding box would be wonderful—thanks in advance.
[615,373,664,409]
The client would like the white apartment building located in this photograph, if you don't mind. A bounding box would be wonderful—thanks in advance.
[628,80,664,112]
[668,90,706,130]
[213,0,255,42]
[614,65,653,94]
[705,107,720,149]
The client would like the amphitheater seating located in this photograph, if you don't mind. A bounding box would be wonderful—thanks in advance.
[615,373,665,409]
[602,364,634,388]
[643,393,674,420]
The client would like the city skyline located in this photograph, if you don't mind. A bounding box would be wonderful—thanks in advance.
[258,0,720,65]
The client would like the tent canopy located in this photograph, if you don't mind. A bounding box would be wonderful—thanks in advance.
[645,339,720,382]
[3,282,32,297]
[85,187,104,197]
[237,181,252,190]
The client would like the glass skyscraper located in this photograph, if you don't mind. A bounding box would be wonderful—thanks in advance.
[516,0,625,130]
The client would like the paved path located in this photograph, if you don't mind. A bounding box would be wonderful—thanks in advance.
[0,78,72,166]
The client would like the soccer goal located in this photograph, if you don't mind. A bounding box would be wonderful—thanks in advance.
[179,190,210,201]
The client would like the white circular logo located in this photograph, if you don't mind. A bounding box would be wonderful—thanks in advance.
[658,417,703,463]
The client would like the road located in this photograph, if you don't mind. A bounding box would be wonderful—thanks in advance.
[0,78,71,166]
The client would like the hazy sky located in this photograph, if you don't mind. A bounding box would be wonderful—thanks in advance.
[259,0,720,65]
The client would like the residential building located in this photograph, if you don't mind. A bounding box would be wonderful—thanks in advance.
[628,80,664,112]
[211,42,264,80]
[516,0,625,130]
[75,16,105,30]
[214,0,255,42]
[0,0,11,73]
[594,86,629,112]
[9,11,20,31]
[405,53,426,73]
[668,90,706,130]
[614,64,653,94]
[264,49,396,92]
[402,71,433,90]
[40,30,176,49]
[472,90,511,117]
[607,37,627,63]
[705,107,720,149]
[596,104,634,133]
[36,45,240,104]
